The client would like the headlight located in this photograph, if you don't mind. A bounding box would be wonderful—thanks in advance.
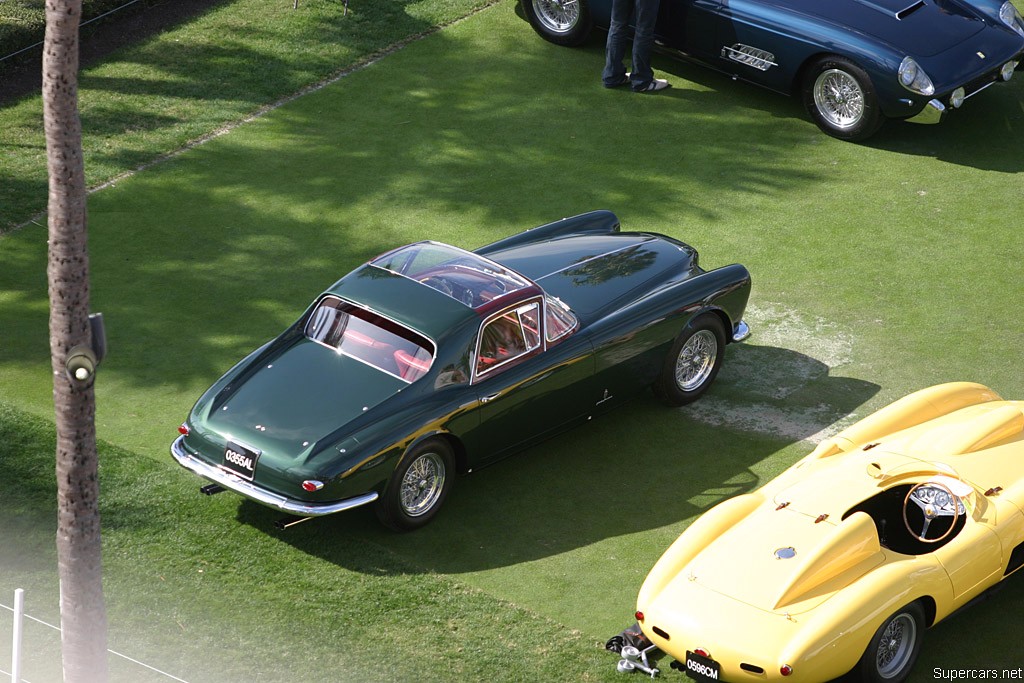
[1001,60,1018,81]
[999,1,1024,38]
[950,87,965,108]
[898,56,935,95]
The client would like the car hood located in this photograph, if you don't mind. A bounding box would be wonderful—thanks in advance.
[202,338,406,462]
[783,0,987,57]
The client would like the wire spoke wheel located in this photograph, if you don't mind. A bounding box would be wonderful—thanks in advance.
[813,68,865,129]
[399,452,446,517]
[875,613,916,677]
[675,329,718,391]
[532,0,579,33]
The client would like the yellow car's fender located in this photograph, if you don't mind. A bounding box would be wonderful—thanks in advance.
[638,492,764,608]
[778,554,953,679]
[808,382,1002,459]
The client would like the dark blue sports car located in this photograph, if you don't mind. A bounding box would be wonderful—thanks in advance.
[522,0,1024,140]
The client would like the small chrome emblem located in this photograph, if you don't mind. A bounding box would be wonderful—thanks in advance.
[774,547,797,559]
[977,51,986,59]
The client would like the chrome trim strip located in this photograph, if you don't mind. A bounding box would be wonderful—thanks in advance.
[171,436,378,516]
[732,320,751,343]
[962,79,997,100]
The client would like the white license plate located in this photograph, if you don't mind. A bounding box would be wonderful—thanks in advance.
[685,650,721,682]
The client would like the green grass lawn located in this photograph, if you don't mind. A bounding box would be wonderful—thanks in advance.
[2,1,1024,681]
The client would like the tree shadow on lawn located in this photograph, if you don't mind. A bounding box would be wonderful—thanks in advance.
[236,344,880,573]
[0,17,832,396]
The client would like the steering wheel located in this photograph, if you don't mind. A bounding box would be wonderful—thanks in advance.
[902,481,963,543]
[419,275,453,297]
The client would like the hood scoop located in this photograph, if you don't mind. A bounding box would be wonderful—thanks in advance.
[853,0,925,19]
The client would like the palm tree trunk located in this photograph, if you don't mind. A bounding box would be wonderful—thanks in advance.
[42,0,110,680]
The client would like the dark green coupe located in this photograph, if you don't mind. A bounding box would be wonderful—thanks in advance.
[171,211,752,531]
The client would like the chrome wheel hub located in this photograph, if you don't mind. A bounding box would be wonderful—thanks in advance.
[400,452,445,517]
[675,330,718,392]
[533,0,579,33]
[813,69,865,129]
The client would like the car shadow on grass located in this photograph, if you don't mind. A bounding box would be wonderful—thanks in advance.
[236,343,880,573]
[578,28,1024,172]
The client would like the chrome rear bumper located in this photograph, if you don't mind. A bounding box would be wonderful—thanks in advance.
[171,435,378,516]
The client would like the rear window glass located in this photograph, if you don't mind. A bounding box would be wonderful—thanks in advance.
[305,296,434,382]
[371,242,531,308]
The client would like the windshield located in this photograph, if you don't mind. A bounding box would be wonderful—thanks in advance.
[305,296,434,383]
[370,242,531,308]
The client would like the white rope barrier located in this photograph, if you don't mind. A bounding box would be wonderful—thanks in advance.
[1,0,148,63]
[2,593,190,683]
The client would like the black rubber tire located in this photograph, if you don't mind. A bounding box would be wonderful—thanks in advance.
[520,0,593,47]
[375,438,454,532]
[857,601,925,683]
[652,315,727,406]
[801,55,884,142]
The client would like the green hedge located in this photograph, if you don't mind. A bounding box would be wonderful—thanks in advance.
[0,0,159,58]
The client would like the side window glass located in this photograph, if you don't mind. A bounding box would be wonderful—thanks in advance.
[545,296,578,342]
[476,302,541,377]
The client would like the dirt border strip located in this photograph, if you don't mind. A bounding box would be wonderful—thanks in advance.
[12,0,500,234]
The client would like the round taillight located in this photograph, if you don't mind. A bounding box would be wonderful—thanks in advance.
[694,648,710,658]
[1001,60,1017,81]
[178,424,190,436]
[780,664,794,676]
[302,480,324,492]
[634,611,644,623]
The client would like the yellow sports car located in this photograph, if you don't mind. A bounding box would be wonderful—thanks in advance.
[629,382,1024,682]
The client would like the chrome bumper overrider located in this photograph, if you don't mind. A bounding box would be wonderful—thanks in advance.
[732,320,751,343]
[171,435,378,516]
[907,99,947,125]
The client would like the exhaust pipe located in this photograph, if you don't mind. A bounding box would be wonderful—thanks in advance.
[200,484,225,495]
[275,515,313,530]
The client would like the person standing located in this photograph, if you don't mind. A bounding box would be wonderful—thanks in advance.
[602,0,670,92]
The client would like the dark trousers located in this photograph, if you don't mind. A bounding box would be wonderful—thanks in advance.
[602,0,661,90]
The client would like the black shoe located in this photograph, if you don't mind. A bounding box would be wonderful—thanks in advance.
[604,72,631,88]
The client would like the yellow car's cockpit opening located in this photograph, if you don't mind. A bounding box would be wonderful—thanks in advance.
[844,482,968,555]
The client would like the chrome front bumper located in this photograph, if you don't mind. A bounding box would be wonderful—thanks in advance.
[171,435,378,516]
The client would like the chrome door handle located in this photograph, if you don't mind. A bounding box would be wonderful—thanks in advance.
[480,393,500,403]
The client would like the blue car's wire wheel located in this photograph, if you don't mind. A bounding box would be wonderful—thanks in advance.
[802,55,884,141]
[532,0,580,35]
[522,0,592,47]
[813,68,866,130]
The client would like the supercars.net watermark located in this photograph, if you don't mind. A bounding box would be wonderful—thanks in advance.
[934,669,1024,680]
